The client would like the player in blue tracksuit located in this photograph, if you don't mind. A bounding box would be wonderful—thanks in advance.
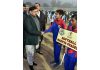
[44,9,67,67]
[64,14,77,70]
[45,22,61,65]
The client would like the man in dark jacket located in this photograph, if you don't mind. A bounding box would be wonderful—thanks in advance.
[35,3,47,54]
[24,6,42,70]
[23,3,28,59]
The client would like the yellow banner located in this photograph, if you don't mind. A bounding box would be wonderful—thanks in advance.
[56,28,77,51]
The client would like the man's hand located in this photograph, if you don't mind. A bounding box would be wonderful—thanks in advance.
[41,31,44,35]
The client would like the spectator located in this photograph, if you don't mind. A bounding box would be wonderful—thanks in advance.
[35,3,47,54]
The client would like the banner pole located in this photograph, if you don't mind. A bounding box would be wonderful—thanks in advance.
[60,53,65,65]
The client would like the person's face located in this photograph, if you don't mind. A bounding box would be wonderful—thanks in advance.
[23,7,26,12]
[30,9,38,16]
[55,12,61,19]
[26,6,29,11]
[35,4,40,11]
[71,18,77,26]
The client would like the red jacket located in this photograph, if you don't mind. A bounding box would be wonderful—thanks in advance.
[67,26,77,57]
[54,18,67,29]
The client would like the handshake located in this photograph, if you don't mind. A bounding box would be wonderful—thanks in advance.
[41,31,45,35]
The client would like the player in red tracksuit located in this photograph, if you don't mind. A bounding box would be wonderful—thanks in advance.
[64,14,77,70]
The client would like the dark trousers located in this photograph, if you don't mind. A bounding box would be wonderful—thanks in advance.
[37,35,43,52]
[23,42,25,57]
[23,39,26,59]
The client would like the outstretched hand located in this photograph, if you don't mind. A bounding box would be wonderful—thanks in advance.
[41,31,44,35]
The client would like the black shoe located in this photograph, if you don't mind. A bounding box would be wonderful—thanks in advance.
[23,55,27,59]
[38,51,43,55]
[33,62,37,66]
[53,63,59,68]
[50,61,55,64]
[36,50,43,55]
[29,65,34,70]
